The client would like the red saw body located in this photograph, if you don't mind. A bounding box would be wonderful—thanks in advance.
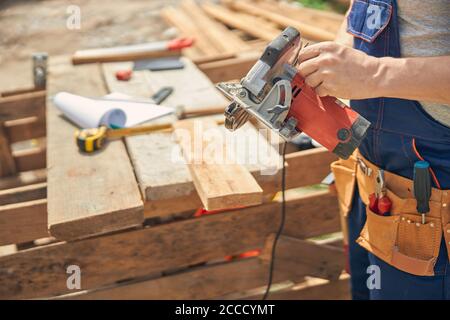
[217,26,370,159]
[288,72,364,157]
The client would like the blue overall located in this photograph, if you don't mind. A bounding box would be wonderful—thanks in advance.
[345,0,450,299]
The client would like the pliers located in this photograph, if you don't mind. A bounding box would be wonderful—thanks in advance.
[369,169,392,216]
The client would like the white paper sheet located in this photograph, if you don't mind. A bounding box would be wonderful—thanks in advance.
[53,92,174,129]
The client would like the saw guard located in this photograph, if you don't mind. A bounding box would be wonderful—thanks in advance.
[217,80,300,139]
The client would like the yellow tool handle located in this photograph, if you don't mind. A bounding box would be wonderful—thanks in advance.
[76,123,173,153]
[106,123,172,139]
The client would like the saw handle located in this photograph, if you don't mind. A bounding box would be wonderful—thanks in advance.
[287,73,369,159]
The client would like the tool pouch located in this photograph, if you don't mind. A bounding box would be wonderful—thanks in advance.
[330,153,358,248]
[331,154,357,218]
[355,155,443,276]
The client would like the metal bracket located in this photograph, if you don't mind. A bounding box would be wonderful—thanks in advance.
[217,80,300,140]
[33,52,48,89]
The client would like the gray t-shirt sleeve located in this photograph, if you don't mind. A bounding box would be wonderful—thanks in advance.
[397,0,450,127]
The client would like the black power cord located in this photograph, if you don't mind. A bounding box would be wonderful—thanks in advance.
[262,141,287,300]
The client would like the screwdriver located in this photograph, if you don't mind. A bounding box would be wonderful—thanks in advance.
[413,161,431,224]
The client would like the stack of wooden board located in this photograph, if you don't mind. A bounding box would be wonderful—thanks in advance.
[162,0,344,60]
[161,0,252,63]
[163,0,345,83]
[0,54,349,300]
[222,0,343,41]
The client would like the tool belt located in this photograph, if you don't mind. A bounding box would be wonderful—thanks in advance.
[331,151,450,276]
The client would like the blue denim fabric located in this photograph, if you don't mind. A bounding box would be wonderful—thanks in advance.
[345,0,450,299]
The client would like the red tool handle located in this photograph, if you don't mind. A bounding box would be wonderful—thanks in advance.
[167,37,195,50]
[377,196,392,216]
[368,193,379,214]
[115,69,132,81]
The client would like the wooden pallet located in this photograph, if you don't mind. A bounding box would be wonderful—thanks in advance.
[0,147,347,300]
[0,53,349,299]
[161,0,344,68]
[0,88,48,246]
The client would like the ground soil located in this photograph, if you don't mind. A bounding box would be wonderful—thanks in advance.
[0,0,179,90]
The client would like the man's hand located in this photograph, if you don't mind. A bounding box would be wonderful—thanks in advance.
[297,41,379,99]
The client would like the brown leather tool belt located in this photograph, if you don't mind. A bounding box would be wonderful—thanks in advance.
[331,151,450,276]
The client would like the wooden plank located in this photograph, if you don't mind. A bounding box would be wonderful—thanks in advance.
[141,137,336,218]
[65,236,344,300]
[46,57,143,241]
[264,276,350,300]
[260,235,345,281]
[129,132,195,202]
[258,0,343,34]
[202,3,281,41]
[103,59,229,116]
[180,0,250,53]
[0,90,46,122]
[0,182,46,206]
[228,0,336,42]
[143,57,229,114]
[101,61,187,205]
[61,259,272,300]
[0,244,17,257]
[72,44,180,65]
[161,6,220,59]
[13,145,46,172]
[285,147,337,189]
[143,146,335,217]
[0,168,46,190]
[132,120,281,205]
[5,116,46,143]
[0,199,48,246]
[59,237,344,300]
[1,87,41,98]
[198,51,260,83]
[0,123,16,177]
[0,190,338,299]
[102,62,158,99]
[190,52,236,65]
[282,190,340,239]
[173,118,263,210]
[62,260,288,300]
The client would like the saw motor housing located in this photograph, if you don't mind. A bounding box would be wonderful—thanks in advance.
[217,27,371,159]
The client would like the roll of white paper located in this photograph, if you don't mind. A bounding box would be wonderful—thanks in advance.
[53,92,126,128]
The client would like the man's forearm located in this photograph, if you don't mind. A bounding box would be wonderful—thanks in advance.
[374,56,450,105]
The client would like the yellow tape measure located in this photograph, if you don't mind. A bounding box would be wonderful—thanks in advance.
[75,126,108,153]
[75,123,172,153]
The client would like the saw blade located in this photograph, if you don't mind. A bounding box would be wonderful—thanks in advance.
[224,101,250,131]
